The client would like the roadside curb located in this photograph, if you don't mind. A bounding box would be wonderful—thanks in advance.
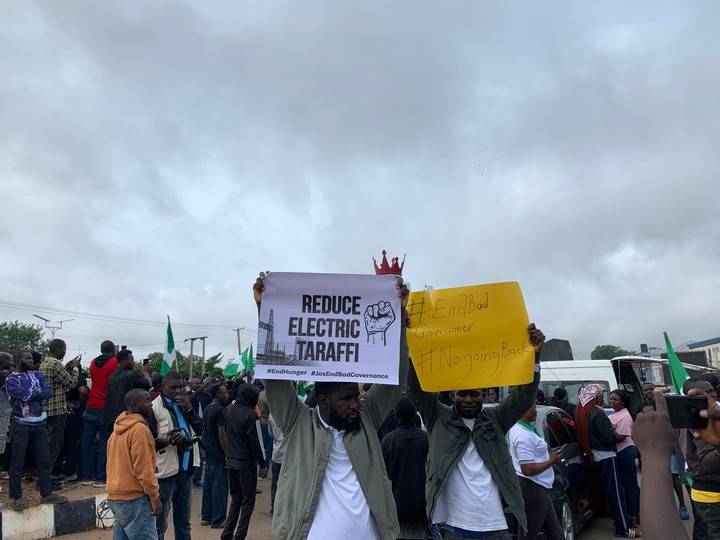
[1,494,112,539]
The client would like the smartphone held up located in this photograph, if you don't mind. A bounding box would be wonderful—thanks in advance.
[665,395,709,429]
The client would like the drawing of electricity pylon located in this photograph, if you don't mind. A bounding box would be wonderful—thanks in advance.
[259,309,274,357]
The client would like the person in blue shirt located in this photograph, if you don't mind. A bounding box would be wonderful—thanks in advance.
[6,351,67,510]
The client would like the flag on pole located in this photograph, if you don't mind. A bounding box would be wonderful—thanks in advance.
[161,316,177,376]
[664,331,689,394]
[223,352,242,378]
[243,343,254,373]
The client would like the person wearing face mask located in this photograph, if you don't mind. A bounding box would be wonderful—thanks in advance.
[508,405,563,540]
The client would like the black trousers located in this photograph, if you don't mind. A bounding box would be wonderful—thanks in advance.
[53,408,83,477]
[221,466,257,540]
[694,499,720,540]
[518,477,564,540]
[9,422,51,500]
[46,413,67,473]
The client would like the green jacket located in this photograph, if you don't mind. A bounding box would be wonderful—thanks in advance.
[406,363,540,533]
[265,329,409,540]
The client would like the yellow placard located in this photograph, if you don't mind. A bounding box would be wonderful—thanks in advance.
[407,281,533,392]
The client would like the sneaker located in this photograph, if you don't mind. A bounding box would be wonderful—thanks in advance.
[12,498,28,512]
[92,481,106,488]
[200,520,210,527]
[65,474,78,483]
[211,521,226,529]
[81,480,93,486]
[42,493,68,505]
[679,506,690,520]
[256,488,262,494]
[0,471,9,479]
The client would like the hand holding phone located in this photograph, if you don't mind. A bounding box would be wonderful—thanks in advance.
[665,395,708,429]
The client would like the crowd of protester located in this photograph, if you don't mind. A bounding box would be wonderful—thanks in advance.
[0,275,717,540]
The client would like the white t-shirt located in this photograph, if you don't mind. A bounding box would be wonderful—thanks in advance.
[508,422,555,489]
[431,418,508,532]
[307,414,379,540]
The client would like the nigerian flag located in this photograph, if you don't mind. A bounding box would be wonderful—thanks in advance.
[243,343,254,372]
[161,317,177,376]
[223,352,242,378]
[664,331,689,394]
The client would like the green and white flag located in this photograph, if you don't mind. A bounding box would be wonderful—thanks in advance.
[223,352,242,378]
[161,316,177,376]
[243,343,254,373]
[664,331,689,394]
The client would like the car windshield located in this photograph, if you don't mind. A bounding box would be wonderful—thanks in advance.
[539,381,610,405]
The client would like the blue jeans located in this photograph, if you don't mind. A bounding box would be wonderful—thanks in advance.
[108,496,158,540]
[157,469,193,540]
[82,409,110,481]
[201,463,228,526]
[616,445,640,522]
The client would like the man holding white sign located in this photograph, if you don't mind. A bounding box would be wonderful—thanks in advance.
[253,269,409,540]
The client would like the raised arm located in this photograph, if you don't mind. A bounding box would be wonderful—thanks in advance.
[264,379,303,434]
[51,360,80,391]
[633,392,690,540]
[253,273,305,434]
[406,355,443,430]
[362,279,411,430]
[364,327,409,430]
[486,324,544,433]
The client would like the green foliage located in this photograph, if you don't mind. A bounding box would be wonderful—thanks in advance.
[590,344,635,360]
[144,351,224,380]
[0,321,47,354]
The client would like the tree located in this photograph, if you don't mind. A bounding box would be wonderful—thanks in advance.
[591,344,635,359]
[0,321,47,354]
[143,351,224,379]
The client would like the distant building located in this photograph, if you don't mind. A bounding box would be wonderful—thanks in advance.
[688,337,720,369]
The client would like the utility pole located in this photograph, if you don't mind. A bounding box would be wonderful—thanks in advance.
[200,337,207,378]
[33,314,73,339]
[233,328,244,355]
[184,336,207,380]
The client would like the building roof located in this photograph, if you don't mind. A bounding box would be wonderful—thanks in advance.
[688,336,720,349]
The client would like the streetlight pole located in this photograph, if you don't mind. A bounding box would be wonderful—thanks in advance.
[33,314,73,339]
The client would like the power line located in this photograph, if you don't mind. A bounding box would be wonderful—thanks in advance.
[0,299,256,334]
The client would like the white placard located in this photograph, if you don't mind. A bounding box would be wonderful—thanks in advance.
[255,272,401,384]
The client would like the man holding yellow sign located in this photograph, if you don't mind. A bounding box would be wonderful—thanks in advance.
[406,281,544,540]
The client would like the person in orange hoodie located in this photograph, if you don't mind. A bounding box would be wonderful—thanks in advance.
[107,389,162,540]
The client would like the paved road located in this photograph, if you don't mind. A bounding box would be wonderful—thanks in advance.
[62,476,693,539]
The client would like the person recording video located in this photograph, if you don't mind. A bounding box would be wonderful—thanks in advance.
[148,371,203,540]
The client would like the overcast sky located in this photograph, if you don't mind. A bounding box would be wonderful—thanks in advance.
[2,1,719,366]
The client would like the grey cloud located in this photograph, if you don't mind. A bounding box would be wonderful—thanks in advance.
[2,1,719,361]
